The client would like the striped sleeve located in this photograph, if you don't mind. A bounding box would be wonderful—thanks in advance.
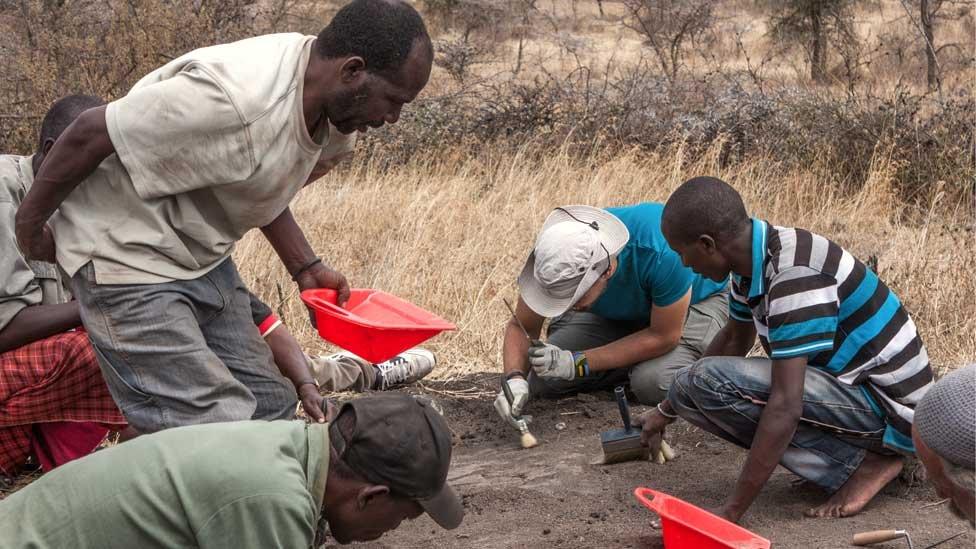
[728,275,752,322]
[766,267,839,359]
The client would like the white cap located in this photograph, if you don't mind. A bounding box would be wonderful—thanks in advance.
[518,206,630,317]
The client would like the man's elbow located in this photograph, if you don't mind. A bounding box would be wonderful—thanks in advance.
[66,106,113,154]
[664,332,681,353]
[657,329,682,353]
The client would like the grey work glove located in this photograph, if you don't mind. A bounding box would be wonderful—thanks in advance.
[528,341,583,381]
[494,377,531,429]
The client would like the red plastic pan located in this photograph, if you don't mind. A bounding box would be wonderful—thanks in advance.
[634,488,771,549]
[301,288,456,363]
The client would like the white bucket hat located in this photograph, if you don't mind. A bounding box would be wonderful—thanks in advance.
[518,206,630,317]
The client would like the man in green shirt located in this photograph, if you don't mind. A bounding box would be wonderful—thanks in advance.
[0,393,463,548]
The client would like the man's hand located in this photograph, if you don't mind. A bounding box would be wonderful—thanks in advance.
[710,503,744,524]
[634,408,675,462]
[299,383,326,423]
[16,223,56,263]
[494,377,531,429]
[528,341,581,380]
[294,262,350,325]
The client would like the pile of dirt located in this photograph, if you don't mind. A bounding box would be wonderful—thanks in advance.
[335,374,972,548]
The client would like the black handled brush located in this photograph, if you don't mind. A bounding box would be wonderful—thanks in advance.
[598,386,650,464]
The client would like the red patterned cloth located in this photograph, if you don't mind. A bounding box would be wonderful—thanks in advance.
[0,331,126,475]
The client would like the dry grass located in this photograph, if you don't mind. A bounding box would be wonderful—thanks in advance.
[236,142,976,379]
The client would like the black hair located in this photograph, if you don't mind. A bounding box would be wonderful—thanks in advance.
[316,0,432,79]
[662,176,750,244]
[38,94,104,150]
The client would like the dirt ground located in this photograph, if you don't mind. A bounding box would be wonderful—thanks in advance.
[337,374,972,549]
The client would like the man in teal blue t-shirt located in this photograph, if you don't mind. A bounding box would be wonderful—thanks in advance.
[495,204,729,428]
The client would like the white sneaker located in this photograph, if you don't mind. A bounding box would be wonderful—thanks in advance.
[376,348,436,390]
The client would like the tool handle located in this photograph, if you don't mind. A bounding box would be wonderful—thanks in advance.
[853,530,904,545]
[501,378,521,420]
[614,386,631,431]
[503,298,532,341]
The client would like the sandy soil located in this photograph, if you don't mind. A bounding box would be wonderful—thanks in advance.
[336,374,972,549]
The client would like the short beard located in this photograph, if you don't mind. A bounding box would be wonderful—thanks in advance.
[330,82,370,128]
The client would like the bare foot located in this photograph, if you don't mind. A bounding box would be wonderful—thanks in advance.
[804,452,904,518]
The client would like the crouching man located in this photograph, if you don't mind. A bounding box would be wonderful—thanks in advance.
[638,177,934,522]
[0,393,463,547]
[496,204,728,433]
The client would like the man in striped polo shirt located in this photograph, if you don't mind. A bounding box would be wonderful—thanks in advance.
[636,176,934,522]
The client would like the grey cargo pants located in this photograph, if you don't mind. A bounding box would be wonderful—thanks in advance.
[71,259,297,433]
[528,291,729,405]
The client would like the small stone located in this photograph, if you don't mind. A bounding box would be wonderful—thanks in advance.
[555,422,567,431]
[542,529,551,535]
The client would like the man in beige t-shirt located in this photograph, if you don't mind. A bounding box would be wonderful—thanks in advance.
[15,0,434,433]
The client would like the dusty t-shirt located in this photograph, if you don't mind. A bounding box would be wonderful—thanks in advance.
[51,33,356,284]
[0,154,69,331]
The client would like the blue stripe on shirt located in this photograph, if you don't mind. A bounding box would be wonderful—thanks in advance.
[770,340,835,358]
[730,310,752,322]
[769,316,838,342]
[827,291,901,372]
[883,425,915,453]
[730,299,751,321]
[839,269,879,321]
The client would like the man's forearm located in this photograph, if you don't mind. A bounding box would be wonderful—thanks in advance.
[260,207,318,275]
[264,325,316,389]
[703,321,755,358]
[0,302,82,354]
[502,323,533,377]
[725,402,801,518]
[585,328,678,372]
[15,107,114,234]
[723,357,808,520]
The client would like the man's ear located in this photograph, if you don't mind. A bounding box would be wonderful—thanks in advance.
[339,57,367,84]
[698,234,717,254]
[356,484,391,510]
[40,137,56,157]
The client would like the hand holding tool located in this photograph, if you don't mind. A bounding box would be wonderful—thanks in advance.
[528,341,582,380]
[493,377,530,424]
[598,386,650,464]
[497,377,537,449]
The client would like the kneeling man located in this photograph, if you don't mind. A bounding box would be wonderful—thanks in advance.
[496,204,728,430]
[0,393,463,547]
[638,177,934,521]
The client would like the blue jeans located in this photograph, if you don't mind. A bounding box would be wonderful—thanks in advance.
[71,259,297,433]
[669,357,891,493]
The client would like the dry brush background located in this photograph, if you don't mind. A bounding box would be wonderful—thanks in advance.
[1,0,973,378]
[238,141,975,379]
